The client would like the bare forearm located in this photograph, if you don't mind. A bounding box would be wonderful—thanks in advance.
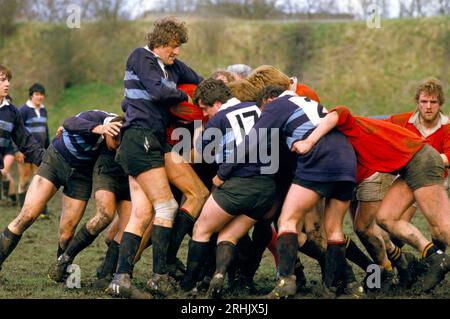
[306,112,339,146]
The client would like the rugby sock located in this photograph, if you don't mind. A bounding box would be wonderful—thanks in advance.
[151,225,172,274]
[166,209,195,265]
[267,225,279,266]
[387,246,402,263]
[422,242,441,259]
[344,234,373,271]
[229,233,252,279]
[432,238,446,252]
[241,221,273,278]
[215,241,236,275]
[390,235,405,249]
[299,238,326,270]
[18,192,26,209]
[384,260,393,272]
[64,224,98,260]
[116,232,141,275]
[0,227,22,265]
[97,240,120,279]
[8,193,17,205]
[181,239,209,291]
[198,233,218,282]
[57,244,65,258]
[324,241,346,288]
[2,181,9,200]
[277,232,298,277]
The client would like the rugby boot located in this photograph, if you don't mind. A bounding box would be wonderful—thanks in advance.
[206,273,225,299]
[146,273,177,298]
[196,274,212,293]
[417,251,449,292]
[106,273,151,299]
[393,251,418,289]
[237,274,257,295]
[48,253,72,282]
[265,275,297,299]
[341,263,364,298]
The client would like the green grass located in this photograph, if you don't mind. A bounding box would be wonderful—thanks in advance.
[0,193,448,299]
[47,82,124,136]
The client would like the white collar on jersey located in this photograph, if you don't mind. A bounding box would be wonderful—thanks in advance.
[145,45,168,79]
[408,110,449,137]
[26,100,45,109]
[279,90,298,98]
[0,97,10,108]
[218,97,241,112]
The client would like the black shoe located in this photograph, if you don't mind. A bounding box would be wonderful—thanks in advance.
[146,273,177,297]
[196,275,212,293]
[167,258,186,282]
[265,275,297,299]
[417,251,449,292]
[48,253,72,283]
[341,263,364,298]
[206,273,225,299]
[91,275,113,290]
[237,275,257,295]
[393,252,418,289]
[106,273,151,299]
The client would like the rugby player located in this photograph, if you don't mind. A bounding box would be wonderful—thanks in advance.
[0,106,119,273]
[180,78,276,299]
[106,17,205,298]
[292,105,450,292]
[17,83,50,213]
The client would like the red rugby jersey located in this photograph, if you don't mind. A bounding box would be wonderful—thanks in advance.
[385,111,450,161]
[332,106,425,182]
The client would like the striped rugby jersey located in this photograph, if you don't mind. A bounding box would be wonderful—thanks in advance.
[0,98,44,168]
[121,47,202,145]
[197,98,266,178]
[218,92,356,183]
[19,100,49,148]
[52,110,114,169]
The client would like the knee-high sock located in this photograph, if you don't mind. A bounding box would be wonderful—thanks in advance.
[241,221,274,278]
[151,225,172,274]
[64,223,98,260]
[116,232,141,275]
[97,240,120,279]
[277,232,298,277]
[181,239,209,291]
[215,241,236,276]
[0,227,22,266]
[324,241,346,288]
[166,209,195,265]
[344,234,373,271]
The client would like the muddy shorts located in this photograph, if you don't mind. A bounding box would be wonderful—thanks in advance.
[292,177,355,201]
[37,144,92,201]
[355,172,396,202]
[400,144,445,191]
[212,175,276,221]
[115,126,171,177]
[93,153,130,201]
